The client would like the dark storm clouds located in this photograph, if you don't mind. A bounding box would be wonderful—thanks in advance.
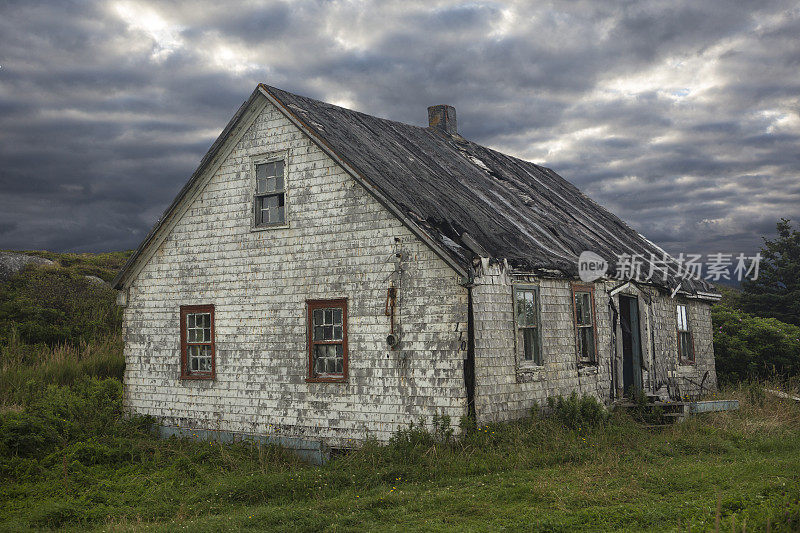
[0,1,798,256]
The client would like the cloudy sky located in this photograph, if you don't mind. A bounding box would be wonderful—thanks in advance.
[1,1,798,258]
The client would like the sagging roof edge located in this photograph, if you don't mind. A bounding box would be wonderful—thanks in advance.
[112,89,266,289]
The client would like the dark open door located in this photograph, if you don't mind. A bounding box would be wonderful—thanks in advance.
[619,295,643,394]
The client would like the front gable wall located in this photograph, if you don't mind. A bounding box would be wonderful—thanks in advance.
[122,97,469,444]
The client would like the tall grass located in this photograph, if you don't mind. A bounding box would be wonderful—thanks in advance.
[0,332,123,407]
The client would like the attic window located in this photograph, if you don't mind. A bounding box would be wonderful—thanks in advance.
[254,158,286,227]
[572,285,598,365]
[514,285,543,366]
[676,304,695,364]
[307,299,348,382]
[180,304,215,380]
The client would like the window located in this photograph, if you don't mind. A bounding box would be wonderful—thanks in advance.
[254,158,286,227]
[514,285,542,365]
[180,305,215,379]
[676,303,694,363]
[307,299,348,382]
[572,285,597,364]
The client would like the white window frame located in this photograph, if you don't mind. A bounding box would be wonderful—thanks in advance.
[251,151,289,230]
[676,303,695,364]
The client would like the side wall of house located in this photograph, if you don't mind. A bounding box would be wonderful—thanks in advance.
[471,261,615,423]
[121,97,469,446]
[650,296,717,398]
[471,261,717,423]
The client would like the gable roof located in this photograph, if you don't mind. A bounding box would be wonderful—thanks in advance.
[114,84,718,298]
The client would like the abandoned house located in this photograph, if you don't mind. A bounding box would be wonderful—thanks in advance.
[113,84,720,453]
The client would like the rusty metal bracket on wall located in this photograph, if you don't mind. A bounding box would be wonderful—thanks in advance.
[385,286,398,348]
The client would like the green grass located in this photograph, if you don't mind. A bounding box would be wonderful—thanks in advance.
[1,375,799,532]
[0,334,124,406]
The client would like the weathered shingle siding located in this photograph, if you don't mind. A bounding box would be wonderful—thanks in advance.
[650,297,717,398]
[122,98,469,445]
[471,261,613,422]
[471,261,716,422]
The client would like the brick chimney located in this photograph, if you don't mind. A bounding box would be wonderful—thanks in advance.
[427,105,457,135]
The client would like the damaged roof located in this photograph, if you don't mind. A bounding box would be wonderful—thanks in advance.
[263,85,716,296]
[114,84,717,297]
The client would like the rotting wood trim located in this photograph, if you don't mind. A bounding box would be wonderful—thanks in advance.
[179,304,216,380]
[306,298,349,383]
[571,282,599,366]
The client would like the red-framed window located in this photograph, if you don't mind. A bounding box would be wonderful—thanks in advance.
[180,304,215,380]
[306,299,348,382]
[676,303,695,364]
[571,284,599,365]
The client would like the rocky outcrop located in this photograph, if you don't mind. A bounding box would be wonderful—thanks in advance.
[0,251,56,281]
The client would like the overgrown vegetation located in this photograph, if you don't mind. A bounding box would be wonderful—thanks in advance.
[0,251,129,347]
[712,303,800,384]
[0,251,128,406]
[709,219,800,384]
[0,377,799,531]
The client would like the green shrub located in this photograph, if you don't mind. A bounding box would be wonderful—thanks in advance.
[712,303,800,383]
[547,391,608,429]
[0,377,124,459]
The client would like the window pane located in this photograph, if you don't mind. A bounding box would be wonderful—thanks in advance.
[526,291,536,325]
[325,309,333,324]
[313,309,323,325]
[275,173,284,192]
[256,163,267,180]
[522,328,537,361]
[680,331,693,361]
[274,160,284,179]
[266,176,276,192]
[257,177,267,194]
[583,294,592,325]
[516,289,537,327]
[579,326,595,359]
[333,308,342,324]
[313,341,344,376]
[575,293,584,324]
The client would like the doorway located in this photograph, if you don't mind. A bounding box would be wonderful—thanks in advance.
[619,295,643,394]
